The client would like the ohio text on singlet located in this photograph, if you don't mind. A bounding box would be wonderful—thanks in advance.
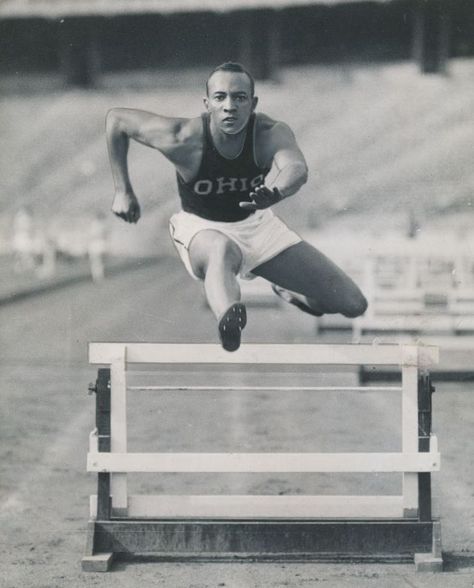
[176,113,270,222]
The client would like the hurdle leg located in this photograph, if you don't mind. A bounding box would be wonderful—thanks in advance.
[82,368,114,572]
[414,373,443,572]
[110,353,128,516]
[418,373,434,522]
[402,359,419,517]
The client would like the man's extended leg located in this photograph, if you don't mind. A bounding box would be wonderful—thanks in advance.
[189,229,247,351]
[252,241,368,317]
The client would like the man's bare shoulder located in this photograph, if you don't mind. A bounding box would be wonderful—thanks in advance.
[255,113,294,139]
[176,115,203,144]
[255,113,296,166]
[167,115,204,174]
[256,112,278,131]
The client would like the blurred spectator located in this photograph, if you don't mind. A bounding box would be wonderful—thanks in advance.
[12,207,37,272]
[87,211,107,281]
[407,206,420,240]
[36,218,57,279]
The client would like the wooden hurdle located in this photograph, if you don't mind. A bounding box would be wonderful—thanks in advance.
[358,335,474,383]
[311,237,474,336]
[82,343,442,572]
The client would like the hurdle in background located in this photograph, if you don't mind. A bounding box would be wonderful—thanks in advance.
[82,343,442,572]
[311,238,474,336]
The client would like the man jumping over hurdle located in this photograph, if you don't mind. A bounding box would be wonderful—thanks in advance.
[106,62,367,351]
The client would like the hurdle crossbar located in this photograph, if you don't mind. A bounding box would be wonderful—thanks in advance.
[82,343,442,573]
[88,342,438,366]
[88,450,439,473]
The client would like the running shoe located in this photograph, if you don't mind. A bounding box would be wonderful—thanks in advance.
[218,303,247,352]
[271,284,323,317]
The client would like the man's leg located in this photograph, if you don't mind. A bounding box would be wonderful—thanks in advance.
[252,241,368,318]
[189,229,247,351]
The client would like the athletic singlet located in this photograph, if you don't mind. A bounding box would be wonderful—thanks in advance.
[176,113,271,222]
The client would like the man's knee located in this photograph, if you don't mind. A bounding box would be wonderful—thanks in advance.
[208,236,242,270]
[341,292,368,318]
[190,231,242,277]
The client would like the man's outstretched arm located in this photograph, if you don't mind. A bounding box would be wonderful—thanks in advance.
[240,121,308,211]
[267,122,308,198]
[105,108,186,223]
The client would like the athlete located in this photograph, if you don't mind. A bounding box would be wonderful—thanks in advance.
[106,62,367,351]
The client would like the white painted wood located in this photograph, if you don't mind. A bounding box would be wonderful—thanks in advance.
[89,495,96,520]
[451,303,474,314]
[110,352,128,513]
[366,335,474,351]
[87,451,440,473]
[372,288,427,300]
[355,315,455,334]
[127,385,403,393]
[89,494,405,519]
[88,428,98,453]
[402,365,419,511]
[371,302,425,315]
[453,316,474,331]
[86,342,441,525]
[427,336,474,350]
[89,343,438,367]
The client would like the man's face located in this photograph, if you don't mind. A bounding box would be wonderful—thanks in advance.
[204,71,258,135]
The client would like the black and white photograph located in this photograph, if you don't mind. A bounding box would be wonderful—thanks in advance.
[0,0,473,586]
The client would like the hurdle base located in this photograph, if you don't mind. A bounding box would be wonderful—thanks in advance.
[81,553,114,572]
[414,553,443,573]
[82,520,114,572]
[414,518,443,572]
[82,517,442,572]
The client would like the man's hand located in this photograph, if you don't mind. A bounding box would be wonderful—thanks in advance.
[111,190,141,224]
[239,185,283,211]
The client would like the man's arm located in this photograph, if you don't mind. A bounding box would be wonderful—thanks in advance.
[240,120,308,211]
[105,108,188,223]
[266,122,308,198]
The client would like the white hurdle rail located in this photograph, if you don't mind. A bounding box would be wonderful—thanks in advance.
[83,342,442,572]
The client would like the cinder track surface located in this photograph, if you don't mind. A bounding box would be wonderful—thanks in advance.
[1,260,473,587]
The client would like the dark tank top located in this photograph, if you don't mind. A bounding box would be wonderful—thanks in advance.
[176,113,270,222]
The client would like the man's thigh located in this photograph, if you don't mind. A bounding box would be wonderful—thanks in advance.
[252,241,364,310]
[188,229,243,279]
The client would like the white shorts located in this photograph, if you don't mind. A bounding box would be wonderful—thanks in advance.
[169,209,302,280]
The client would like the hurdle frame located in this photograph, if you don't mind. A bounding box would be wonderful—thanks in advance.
[82,343,442,572]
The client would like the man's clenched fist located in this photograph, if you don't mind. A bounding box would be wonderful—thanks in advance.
[111,190,141,224]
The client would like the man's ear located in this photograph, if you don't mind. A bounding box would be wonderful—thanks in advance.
[203,96,210,110]
[251,96,258,112]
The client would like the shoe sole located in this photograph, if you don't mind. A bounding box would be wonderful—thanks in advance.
[218,303,247,352]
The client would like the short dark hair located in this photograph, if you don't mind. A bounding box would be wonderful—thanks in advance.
[206,62,255,97]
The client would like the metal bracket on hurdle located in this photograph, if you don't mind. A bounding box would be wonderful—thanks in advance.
[81,343,443,573]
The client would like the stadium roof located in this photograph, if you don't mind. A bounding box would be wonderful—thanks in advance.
[0,0,392,19]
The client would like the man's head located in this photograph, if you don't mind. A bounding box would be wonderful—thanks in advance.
[204,62,258,135]
[206,62,255,97]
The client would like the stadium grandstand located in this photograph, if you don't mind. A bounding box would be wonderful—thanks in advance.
[1,0,473,259]
[0,0,472,88]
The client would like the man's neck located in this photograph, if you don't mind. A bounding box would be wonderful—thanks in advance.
[209,118,249,159]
